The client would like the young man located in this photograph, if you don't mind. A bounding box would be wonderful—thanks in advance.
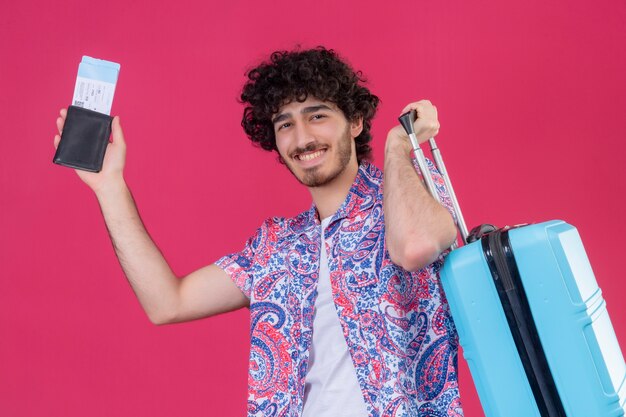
[53,47,462,417]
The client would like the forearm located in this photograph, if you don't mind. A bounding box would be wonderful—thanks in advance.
[383,139,456,271]
[95,178,179,324]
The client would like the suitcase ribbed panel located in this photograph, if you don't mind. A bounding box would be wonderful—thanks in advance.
[509,221,626,416]
[440,220,626,417]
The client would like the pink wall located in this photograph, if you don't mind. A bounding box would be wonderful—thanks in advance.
[1,1,625,416]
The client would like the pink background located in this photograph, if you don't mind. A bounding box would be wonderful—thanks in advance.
[1,1,625,416]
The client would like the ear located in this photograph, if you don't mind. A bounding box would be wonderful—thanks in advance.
[350,116,364,138]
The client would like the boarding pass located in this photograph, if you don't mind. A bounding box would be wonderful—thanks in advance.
[72,56,120,115]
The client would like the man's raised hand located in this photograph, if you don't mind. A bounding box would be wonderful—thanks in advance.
[53,108,127,194]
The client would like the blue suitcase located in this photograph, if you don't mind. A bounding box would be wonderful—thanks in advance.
[398,111,626,416]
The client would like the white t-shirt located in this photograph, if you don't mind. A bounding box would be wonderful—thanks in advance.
[301,217,369,417]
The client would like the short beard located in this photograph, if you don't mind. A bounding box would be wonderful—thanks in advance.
[283,125,353,188]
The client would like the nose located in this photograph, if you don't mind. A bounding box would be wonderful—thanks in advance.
[293,121,316,150]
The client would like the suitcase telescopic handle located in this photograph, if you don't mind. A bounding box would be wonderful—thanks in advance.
[398,110,469,246]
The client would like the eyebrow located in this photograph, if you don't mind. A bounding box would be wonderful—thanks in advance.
[271,104,334,125]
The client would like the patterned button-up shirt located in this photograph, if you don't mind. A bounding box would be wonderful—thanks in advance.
[216,160,463,417]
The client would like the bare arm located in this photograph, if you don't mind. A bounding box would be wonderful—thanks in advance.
[383,100,457,272]
[94,179,248,324]
[53,110,248,325]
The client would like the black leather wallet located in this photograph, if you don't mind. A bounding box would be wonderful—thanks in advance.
[53,105,113,172]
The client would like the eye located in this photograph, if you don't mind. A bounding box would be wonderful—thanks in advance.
[311,114,326,121]
[277,122,292,131]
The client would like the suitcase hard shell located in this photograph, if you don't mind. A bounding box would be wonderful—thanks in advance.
[439,220,626,417]
[397,109,626,416]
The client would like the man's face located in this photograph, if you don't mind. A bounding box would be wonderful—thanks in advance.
[272,97,362,188]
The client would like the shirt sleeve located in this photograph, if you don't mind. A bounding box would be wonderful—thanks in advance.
[214,218,275,300]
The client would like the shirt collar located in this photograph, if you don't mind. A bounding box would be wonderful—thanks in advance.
[300,160,382,230]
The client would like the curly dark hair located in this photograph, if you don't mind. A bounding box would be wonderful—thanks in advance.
[240,47,380,163]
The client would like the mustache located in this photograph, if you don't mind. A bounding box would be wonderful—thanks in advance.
[291,142,325,157]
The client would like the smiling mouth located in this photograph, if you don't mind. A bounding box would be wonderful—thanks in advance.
[295,148,327,161]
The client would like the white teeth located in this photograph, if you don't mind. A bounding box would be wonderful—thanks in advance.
[298,150,325,161]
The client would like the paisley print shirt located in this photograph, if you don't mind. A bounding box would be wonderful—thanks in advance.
[215,160,463,417]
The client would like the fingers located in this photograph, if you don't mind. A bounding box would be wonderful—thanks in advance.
[400,99,434,116]
[111,116,126,146]
[56,117,64,135]
[53,108,67,149]
[56,108,67,135]
[399,100,440,139]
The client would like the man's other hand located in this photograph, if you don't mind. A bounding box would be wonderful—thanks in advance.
[386,100,440,153]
